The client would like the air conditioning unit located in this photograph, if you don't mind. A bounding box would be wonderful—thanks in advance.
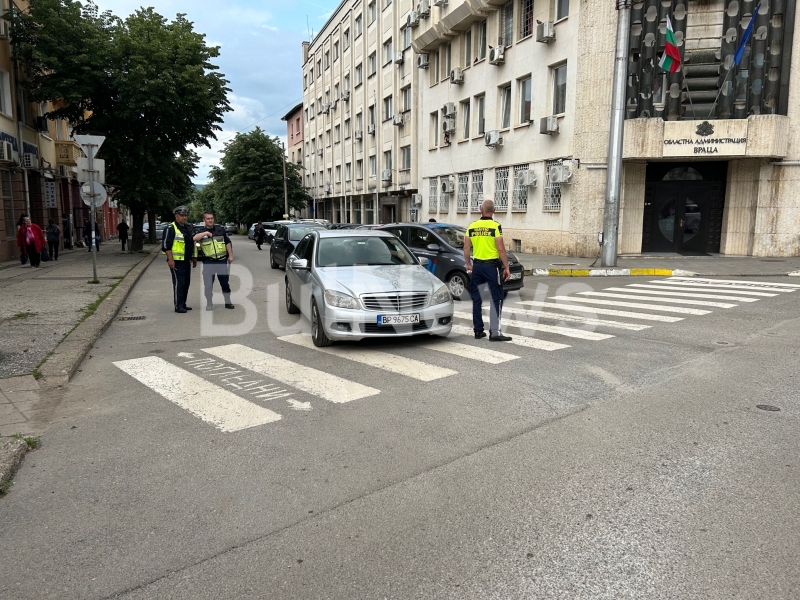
[540,115,560,135]
[536,21,556,43]
[441,176,455,194]
[394,52,405,64]
[35,116,49,132]
[367,123,376,135]
[340,89,350,101]
[22,153,37,169]
[417,0,430,17]
[417,53,429,69]
[442,117,456,134]
[381,169,392,183]
[549,163,573,184]
[412,193,423,205]
[489,45,505,65]
[407,12,420,27]
[442,102,456,117]
[321,103,330,114]
[0,141,12,162]
[0,21,9,40]
[484,130,503,148]
[433,0,448,6]
[354,130,364,140]
[393,114,405,126]
[324,185,332,194]
[58,164,70,177]
[450,68,464,84]
[515,170,537,188]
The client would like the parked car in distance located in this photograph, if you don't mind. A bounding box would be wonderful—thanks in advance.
[270,223,327,269]
[284,230,454,346]
[224,223,237,234]
[328,223,359,230]
[353,224,384,230]
[375,222,525,299]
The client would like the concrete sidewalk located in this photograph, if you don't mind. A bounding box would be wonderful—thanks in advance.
[516,252,800,277]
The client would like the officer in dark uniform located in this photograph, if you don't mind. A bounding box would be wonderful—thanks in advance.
[192,210,235,311]
[162,205,197,313]
[463,199,511,341]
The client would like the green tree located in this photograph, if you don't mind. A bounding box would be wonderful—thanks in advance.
[10,0,231,250]
[209,128,309,225]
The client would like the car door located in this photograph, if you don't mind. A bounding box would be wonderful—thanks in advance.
[296,234,316,316]
[381,225,406,242]
[406,226,441,276]
[287,234,313,317]
[272,226,288,265]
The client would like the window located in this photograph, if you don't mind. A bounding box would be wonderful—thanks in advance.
[556,0,569,20]
[325,51,330,69]
[334,84,339,101]
[431,51,440,84]
[383,150,392,172]
[356,112,363,130]
[305,108,309,122]
[512,164,529,211]
[365,200,374,224]
[355,16,362,37]
[334,42,339,60]
[400,146,411,169]
[464,30,472,66]
[403,25,411,49]
[442,43,451,80]
[356,159,364,179]
[440,179,450,212]
[1,170,12,239]
[303,73,308,90]
[326,129,331,146]
[499,84,512,129]
[501,1,513,46]
[430,112,439,148]
[311,138,316,152]
[368,52,377,76]
[369,155,377,176]
[385,0,392,7]
[334,124,341,142]
[345,162,352,180]
[317,59,322,78]
[345,118,351,137]
[344,74,350,91]
[335,165,341,181]
[428,178,439,212]
[296,117,301,135]
[384,39,393,65]
[476,95,485,135]
[519,76,531,123]
[409,226,435,248]
[383,95,393,120]
[494,166,509,211]
[354,199,362,223]
[317,96,322,112]
[553,63,568,114]
[471,169,484,210]
[520,0,534,38]
[355,63,363,86]
[309,104,315,119]
[457,173,469,212]
[544,159,562,211]
[368,104,376,126]
[369,1,376,23]
[402,86,411,112]
[478,20,487,60]
[325,90,330,104]
[344,29,350,49]
[461,99,471,139]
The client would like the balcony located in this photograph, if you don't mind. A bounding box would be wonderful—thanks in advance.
[398,169,411,187]
[56,140,82,165]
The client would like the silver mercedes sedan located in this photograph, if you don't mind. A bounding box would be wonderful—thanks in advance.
[284,230,454,346]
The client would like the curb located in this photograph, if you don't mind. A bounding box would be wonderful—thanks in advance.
[39,248,161,389]
[0,437,27,493]
[523,268,800,277]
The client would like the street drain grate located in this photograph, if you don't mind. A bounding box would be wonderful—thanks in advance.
[118,316,146,321]
[756,405,781,412]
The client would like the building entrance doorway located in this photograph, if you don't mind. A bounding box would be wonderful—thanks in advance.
[381,204,396,224]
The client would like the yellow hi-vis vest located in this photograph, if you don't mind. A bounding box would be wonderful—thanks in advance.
[199,233,228,260]
[163,222,195,261]
[466,218,502,260]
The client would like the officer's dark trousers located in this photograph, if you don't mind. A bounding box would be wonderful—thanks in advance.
[170,260,192,309]
[202,261,231,302]
[470,261,504,335]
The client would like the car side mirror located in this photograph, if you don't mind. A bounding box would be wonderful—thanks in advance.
[289,257,309,270]
[418,257,430,267]
[426,243,441,252]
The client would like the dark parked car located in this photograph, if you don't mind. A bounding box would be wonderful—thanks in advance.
[328,223,359,230]
[270,223,327,269]
[376,222,524,299]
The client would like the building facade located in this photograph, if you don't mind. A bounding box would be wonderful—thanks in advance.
[282,102,304,168]
[301,0,420,225]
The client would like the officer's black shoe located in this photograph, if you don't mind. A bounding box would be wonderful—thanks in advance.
[175,307,187,313]
[185,306,193,310]
[225,303,235,309]
[489,334,512,342]
[474,331,487,339]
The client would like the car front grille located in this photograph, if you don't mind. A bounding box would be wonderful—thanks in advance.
[360,292,429,311]
[360,320,432,334]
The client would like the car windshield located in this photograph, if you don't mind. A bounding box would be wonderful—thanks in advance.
[317,236,418,267]
[431,225,465,247]
[288,226,324,241]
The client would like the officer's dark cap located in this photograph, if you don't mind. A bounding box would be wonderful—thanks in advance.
[173,205,189,215]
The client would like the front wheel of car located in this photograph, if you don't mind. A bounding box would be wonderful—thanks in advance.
[446,271,470,301]
[311,299,333,347]
[270,252,279,269]
[285,280,300,314]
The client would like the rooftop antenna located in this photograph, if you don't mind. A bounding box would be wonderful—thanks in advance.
[307,15,313,41]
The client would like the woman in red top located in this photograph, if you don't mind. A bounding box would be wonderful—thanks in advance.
[16,216,46,268]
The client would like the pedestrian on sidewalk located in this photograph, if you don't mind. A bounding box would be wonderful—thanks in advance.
[62,214,73,249]
[254,222,266,250]
[162,205,197,313]
[117,221,129,251]
[84,219,101,252]
[45,219,61,261]
[192,211,234,311]
[463,199,512,342]
[16,216,46,268]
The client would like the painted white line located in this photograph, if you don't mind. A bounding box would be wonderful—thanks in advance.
[611,287,759,302]
[498,306,652,331]
[628,283,777,298]
[669,276,800,289]
[453,312,615,341]
[449,325,571,351]
[417,337,520,364]
[550,296,711,315]
[517,300,685,323]
[578,291,737,308]
[654,280,797,293]
[278,333,457,381]
[203,344,379,404]
[113,356,282,432]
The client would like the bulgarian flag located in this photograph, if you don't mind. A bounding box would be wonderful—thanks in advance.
[659,15,681,73]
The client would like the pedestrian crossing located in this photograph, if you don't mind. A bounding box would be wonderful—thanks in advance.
[113,277,798,432]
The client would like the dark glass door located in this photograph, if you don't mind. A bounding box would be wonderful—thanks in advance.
[650,182,712,253]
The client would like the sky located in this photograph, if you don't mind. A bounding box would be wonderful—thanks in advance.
[93,0,337,183]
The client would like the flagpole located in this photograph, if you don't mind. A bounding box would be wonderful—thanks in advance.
[706,67,735,119]
[682,71,697,120]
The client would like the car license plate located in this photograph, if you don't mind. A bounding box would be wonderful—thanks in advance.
[377,314,420,325]
[509,272,522,280]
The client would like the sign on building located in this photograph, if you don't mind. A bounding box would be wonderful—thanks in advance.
[44,181,57,208]
[663,120,748,158]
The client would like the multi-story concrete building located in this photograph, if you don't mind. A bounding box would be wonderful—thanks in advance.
[301,0,420,225]
[412,0,800,257]
[282,102,304,168]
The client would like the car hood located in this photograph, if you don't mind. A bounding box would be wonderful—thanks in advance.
[316,265,442,297]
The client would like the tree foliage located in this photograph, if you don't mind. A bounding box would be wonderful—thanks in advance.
[208,128,309,225]
[10,0,231,249]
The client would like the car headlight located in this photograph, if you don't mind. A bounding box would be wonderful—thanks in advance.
[324,290,359,310]
[431,285,451,306]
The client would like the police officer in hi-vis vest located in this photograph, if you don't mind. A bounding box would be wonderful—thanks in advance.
[463,199,512,342]
[192,211,235,311]
[162,205,197,313]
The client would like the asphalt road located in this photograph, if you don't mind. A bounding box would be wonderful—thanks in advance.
[1,237,798,600]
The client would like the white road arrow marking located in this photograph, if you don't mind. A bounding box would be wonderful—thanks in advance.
[177,352,196,358]
[287,399,312,411]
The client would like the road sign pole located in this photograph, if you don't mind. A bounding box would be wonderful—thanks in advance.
[282,142,289,218]
[88,143,98,281]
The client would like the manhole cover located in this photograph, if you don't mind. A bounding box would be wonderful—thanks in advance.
[551,263,578,266]
[118,316,146,321]
[756,405,781,412]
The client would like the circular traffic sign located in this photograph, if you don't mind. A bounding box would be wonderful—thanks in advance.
[80,180,108,207]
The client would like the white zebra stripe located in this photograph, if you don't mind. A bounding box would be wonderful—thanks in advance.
[516,300,684,322]
[550,296,711,315]
[655,280,796,293]
[627,283,777,298]
[668,277,800,289]
[491,305,652,331]
[449,325,571,351]
[416,338,520,364]
[453,311,615,340]
[577,291,737,308]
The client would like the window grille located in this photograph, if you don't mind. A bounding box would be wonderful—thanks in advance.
[470,169,484,211]
[520,0,534,38]
[494,166,509,211]
[512,164,529,211]
[457,173,469,212]
[544,159,562,211]
[429,177,438,213]
[440,178,450,212]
